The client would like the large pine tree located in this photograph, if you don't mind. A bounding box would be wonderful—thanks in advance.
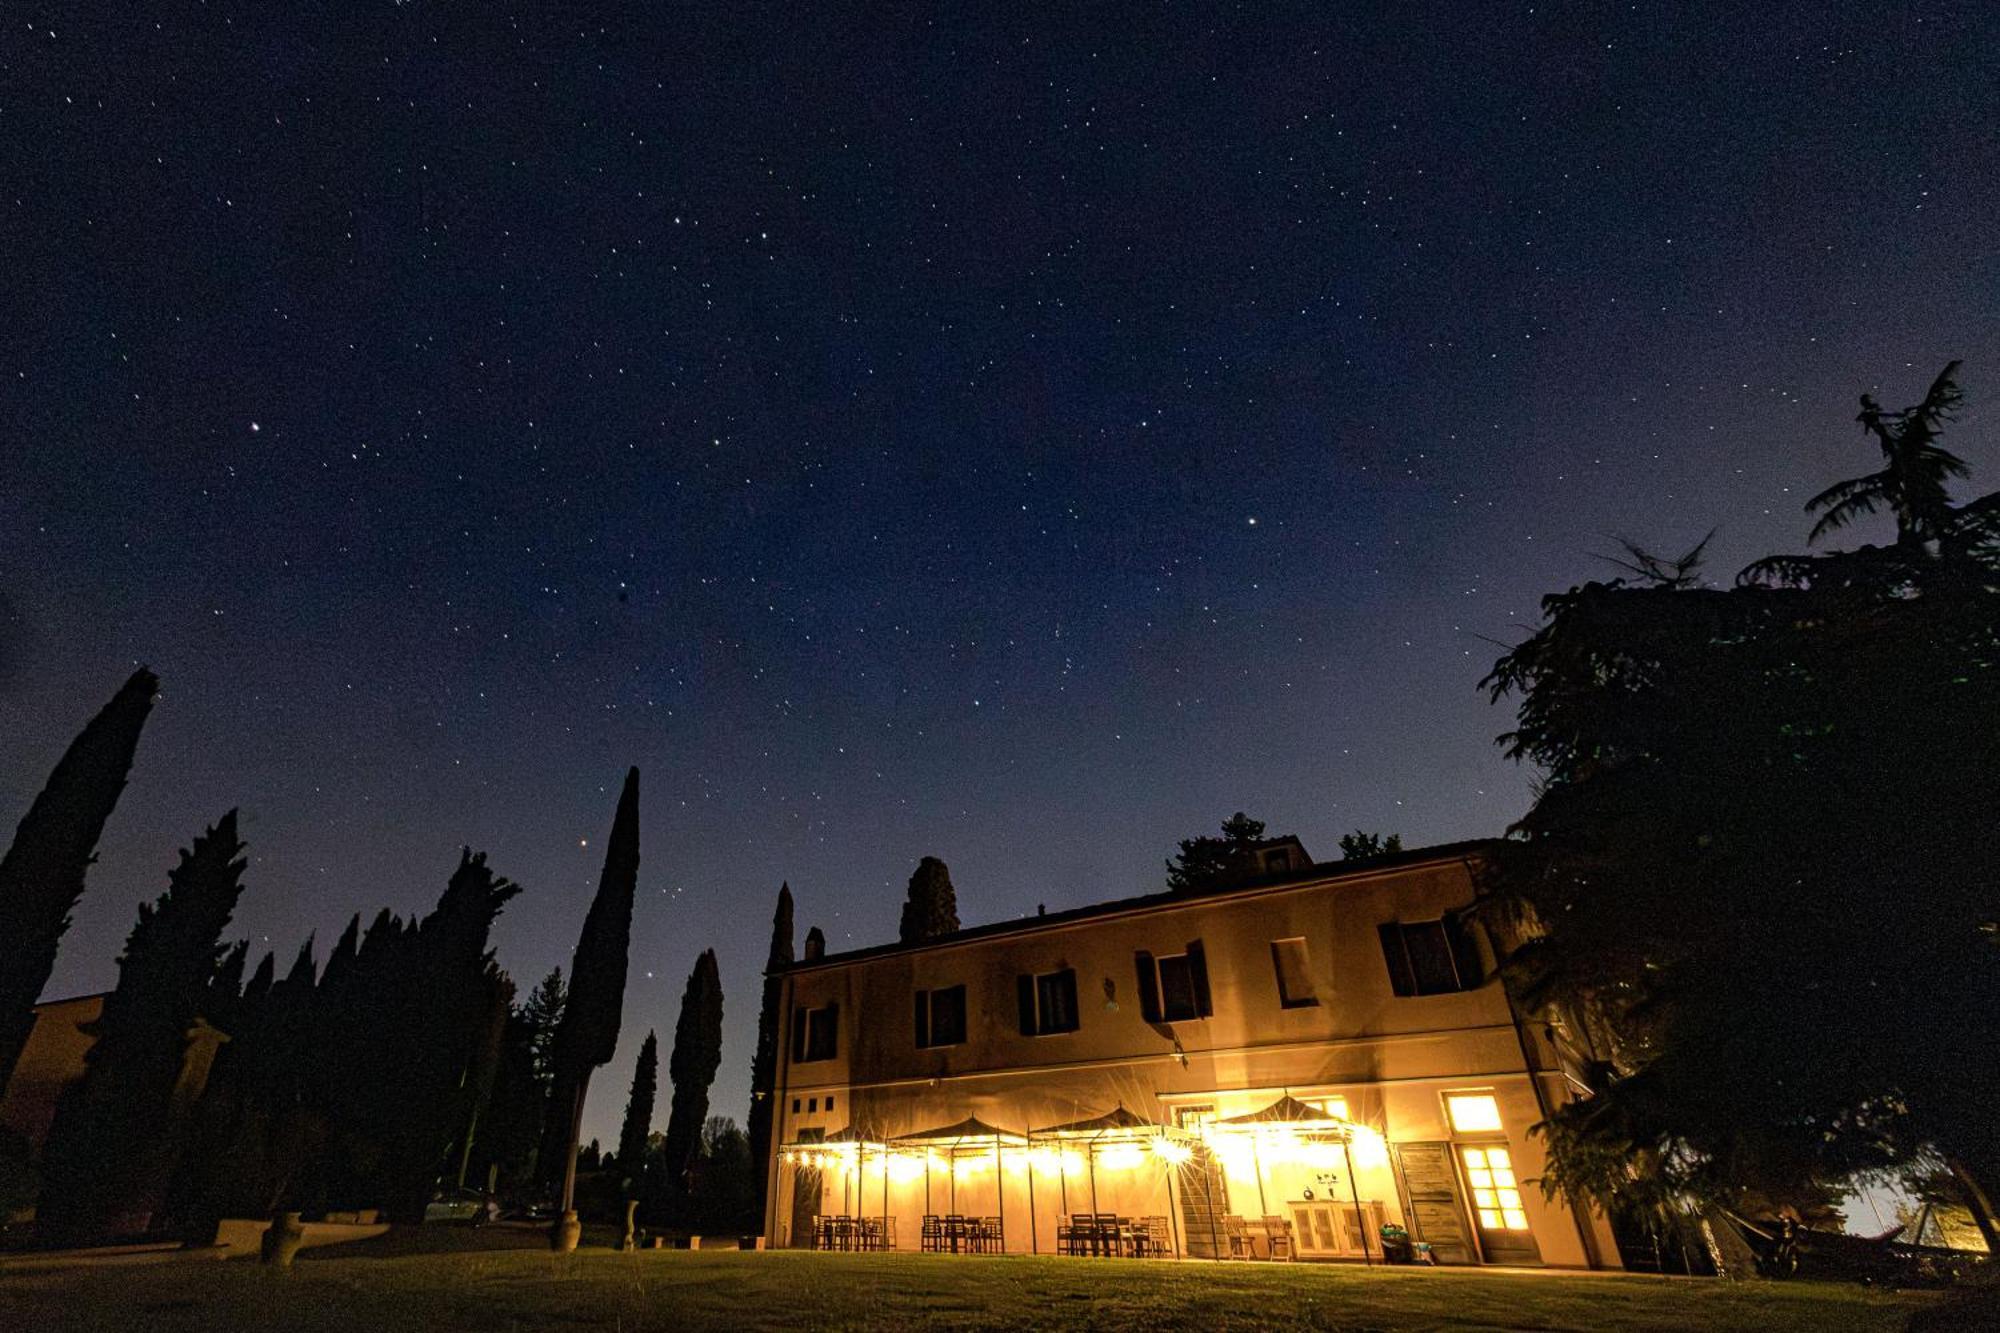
[897,857,960,943]
[0,668,157,1091]
[615,1030,658,1187]
[540,768,640,1221]
[38,811,249,1239]
[746,883,792,1221]
[662,949,723,1189]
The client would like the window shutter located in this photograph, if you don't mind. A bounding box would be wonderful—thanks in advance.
[1378,924,1416,997]
[825,1002,840,1057]
[914,991,930,1048]
[791,1007,807,1062]
[1187,940,1213,1017]
[1444,912,1485,989]
[1135,951,1161,1023]
[1017,974,1037,1035]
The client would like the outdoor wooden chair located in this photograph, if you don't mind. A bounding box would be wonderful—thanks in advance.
[921,1214,942,1252]
[1261,1215,1294,1260]
[1223,1214,1252,1259]
[1142,1215,1171,1257]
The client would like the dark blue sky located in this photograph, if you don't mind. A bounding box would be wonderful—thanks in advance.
[4,3,1997,1143]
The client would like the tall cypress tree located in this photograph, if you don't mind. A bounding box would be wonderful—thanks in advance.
[540,767,640,1224]
[615,1030,659,1185]
[0,668,157,1091]
[747,883,792,1220]
[663,949,723,1188]
[38,811,250,1239]
[897,856,960,943]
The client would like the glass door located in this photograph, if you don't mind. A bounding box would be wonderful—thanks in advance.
[1458,1145,1540,1264]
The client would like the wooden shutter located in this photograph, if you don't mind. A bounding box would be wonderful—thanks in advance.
[825,1002,839,1058]
[914,990,931,1048]
[1378,924,1416,997]
[1135,951,1161,1023]
[1186,940,1212,1017]
[791,1006,807,1061]
[1017,974,1037,1035]
[1443,912,1484,989]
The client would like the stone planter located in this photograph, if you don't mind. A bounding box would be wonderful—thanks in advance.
[260,1211,305,1268]
[549,1209,581,1253]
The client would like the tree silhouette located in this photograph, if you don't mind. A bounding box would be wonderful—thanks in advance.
[540,767,640,1222]
[0,668,157,1091]
[1164,811,1266,892]
[1484,363,2000,1249]
[747,882,792,1221]
[521,968,565,1097]
[38,811,249,1240]
[663,949,723,1190]
[615,1030,658,1188]
[1338,831,1403,861]
[898,857,960,943]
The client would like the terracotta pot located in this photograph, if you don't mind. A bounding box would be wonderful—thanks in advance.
[261,1211,305,1268]
[550,1209,582,1253]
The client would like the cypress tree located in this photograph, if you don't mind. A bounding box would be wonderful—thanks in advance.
[38,811,250,1239]
[747,883,792,1219]
[0,668,157,1091]
[541,768,640,1222]
[663,949,723,1188]
[615,1030,659,1185]
[897,856,960,943]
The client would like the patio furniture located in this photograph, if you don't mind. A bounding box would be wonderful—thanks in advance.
[976,1217,1003,1254]
[921,1214,943,1252]
[1223,1214,1253,1259]
[1261,1215,1295,1261]
[1139,1215,1172,1258]
[943,1213,969,1254]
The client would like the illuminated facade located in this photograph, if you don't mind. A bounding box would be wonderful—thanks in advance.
[761,842,1621,1267]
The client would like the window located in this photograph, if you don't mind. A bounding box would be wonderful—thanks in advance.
[1017,968,1080,1036]
[1377,915,1484,996]
[825,1095,835,1112]
[1446,1093,1504,1134]
[1461,1145,1529,1231]
[1308,1095,1351,1121]
[791,1098,801,1113]
[807,1097,817,1113]
[1136,943,1211,1022]
[792,1003,839,1062]
[1270,937,1317,1007]
[914,984,967,1048]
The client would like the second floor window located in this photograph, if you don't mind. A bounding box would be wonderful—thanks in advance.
[1136,942,1212,1023]
[914,984,967,1048]
[1378,915,1484,997]
[1270,937,1317,1008]
[1016,967,1080,1036]
[792,1002,840,1062]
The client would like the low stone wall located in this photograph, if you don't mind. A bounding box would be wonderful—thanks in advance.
[213,1217,391,1257]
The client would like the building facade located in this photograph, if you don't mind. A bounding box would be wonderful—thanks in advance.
[760,842,1620,1267]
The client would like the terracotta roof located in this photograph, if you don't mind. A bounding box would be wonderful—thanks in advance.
[779,838,1496,975]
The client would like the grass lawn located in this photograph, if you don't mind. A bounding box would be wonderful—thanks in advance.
[0,1231,1951,1331]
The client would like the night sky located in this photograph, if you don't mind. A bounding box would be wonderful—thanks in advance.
[4,4,1997,1145]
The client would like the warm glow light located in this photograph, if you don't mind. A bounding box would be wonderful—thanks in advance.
[1150,1137,1192,1165]
[1098,1142,1145,1170]
[887,1154,926,1184]
[1349,1126,1390,1170]
[1446,1093,1504,1134]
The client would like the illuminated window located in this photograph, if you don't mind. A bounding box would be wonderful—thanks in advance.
[1270,937,1317,1008]
[1446,1093,1503,1134]
[1460,1145,1529,1230]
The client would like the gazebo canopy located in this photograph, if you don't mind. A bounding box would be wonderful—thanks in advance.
[1215,1094,1358,1136]
[888,1115,1027,1148]
[1031,1104,1177,1140]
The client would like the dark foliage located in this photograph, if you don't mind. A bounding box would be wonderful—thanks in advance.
[1164,811,1266,892]
[0,668,157,1091]
[747,883,792,1221]
[615,1031,658,1189]
[1338,831,1404,860]
[1483,363,2000,1248]
[540,767,640,1208]
[663,950,723,1190]
[38,811,249,1240]
[897,857,960,943]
